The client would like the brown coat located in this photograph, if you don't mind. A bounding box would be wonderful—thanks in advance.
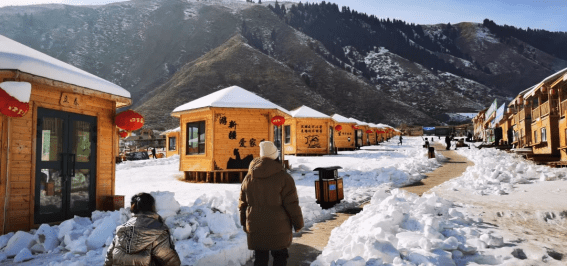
[239,157,304,251]
[104,212,181,266]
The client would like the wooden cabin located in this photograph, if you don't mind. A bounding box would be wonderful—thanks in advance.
[512,87,535,148]
[553,70,567,162]
[375,124,388,143]
[170,86,289,183]
[330,114,356,151]
[349,118,370,147]
[367,124,379,145]
[283,106,336,156]
[472,108,487,141]
[0,35,131,234]
[522,68,567,161]
[162,127,180,158]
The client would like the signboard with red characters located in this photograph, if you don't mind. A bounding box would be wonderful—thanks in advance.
[0,82,31,118]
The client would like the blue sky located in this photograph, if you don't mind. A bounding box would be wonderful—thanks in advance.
[0,0,565,32]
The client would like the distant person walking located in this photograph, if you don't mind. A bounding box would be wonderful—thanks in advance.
[239,141,304,266]
[398,135,403,145]
[104,193,181,266]
[152,147,157,159]
[445,135,453,150]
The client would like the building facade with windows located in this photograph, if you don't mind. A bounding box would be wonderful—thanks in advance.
[0,35,131,234]
[170,86,289,183]
[331,114,356,151]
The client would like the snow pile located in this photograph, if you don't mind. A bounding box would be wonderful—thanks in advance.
[0,191,251,265]
[313,188,510,266]
[448,147,566,195]
[116,154,180,171]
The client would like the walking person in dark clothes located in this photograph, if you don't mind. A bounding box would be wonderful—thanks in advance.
[239,141,304,266]
[152,147,157,159]
[398,134,403,145]
[445,135,453,150]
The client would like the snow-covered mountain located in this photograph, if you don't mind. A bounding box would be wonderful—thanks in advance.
[1,0,566,128]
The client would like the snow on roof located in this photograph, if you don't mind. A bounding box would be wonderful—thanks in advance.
[0,81,31,102]
[349,118,369,126]
[524,67,567,98]
[331,114,356,123]
[0,35,130,98]
[172,86,290,114]
[161,127,181,135]
[290,105,330,118]
[374,123,389,128]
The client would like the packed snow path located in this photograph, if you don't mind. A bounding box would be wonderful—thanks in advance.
[403,143,473,196]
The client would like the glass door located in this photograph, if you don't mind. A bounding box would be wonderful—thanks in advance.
[355,130,362,148]
[35,108,97,224]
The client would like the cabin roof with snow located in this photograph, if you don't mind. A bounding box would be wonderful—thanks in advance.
[161,127,181,135]
[0,34,131,98]
[524,67,567,98]
[289,105,330,118]
[171,86,290,115]
[331,114,356,123]
[349,118,369,126]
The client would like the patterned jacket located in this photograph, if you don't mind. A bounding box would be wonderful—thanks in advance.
[104,212,181,266]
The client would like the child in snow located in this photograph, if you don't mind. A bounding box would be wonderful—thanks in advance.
[104,193,180,266]
[239,141,304,266]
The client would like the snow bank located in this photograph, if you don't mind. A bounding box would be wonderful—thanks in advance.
[312,188,511,266]
[448,147,567,195]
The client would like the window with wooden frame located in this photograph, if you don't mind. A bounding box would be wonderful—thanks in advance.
[541,127,547,142]
[186,121,206,155]
[168,137,176,151]
[284,125,291,144]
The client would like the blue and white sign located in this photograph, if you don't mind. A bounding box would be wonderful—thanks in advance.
[329,184,336,191]
[423,127,436,131]
[494,103,506,125]
[485,99,498,123]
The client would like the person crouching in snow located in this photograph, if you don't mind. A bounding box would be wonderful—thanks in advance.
[104,193,181,266]
[239,141,304,266]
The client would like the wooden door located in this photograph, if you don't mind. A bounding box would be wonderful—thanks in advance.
[34,108,97,224]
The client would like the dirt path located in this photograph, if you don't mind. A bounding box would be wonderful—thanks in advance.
[244,143,473,266]
[402,143,473,196]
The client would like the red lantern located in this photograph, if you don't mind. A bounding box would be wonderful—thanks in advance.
[119,130,129,138]
[271,116,285,126]
[115,110,144,131]
[335,125,343,131]
[352,125,359,130]
[366,129,373,134]
[0,96,29,118]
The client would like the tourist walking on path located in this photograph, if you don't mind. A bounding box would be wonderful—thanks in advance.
[398,134,403,145]
[239,141,304,266]
[104,193,181,266]
[445,135,453,150]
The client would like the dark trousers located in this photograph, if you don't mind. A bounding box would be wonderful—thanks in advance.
[254,249,288,266]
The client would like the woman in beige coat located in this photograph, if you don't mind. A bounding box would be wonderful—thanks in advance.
[239,141,304,266]
[104,193,181,266]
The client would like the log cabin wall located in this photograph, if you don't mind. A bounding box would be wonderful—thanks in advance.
[368,128,377,145]
[284,118,332,155]
[179,109,213,172]
[0,71,119,234]
[165,132,180,158]
[283,118,297,155]
[334,123,356,150]
[212,108,279,171]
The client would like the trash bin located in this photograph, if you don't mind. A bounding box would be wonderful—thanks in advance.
[314,166,344,209]
[428,147,435,159]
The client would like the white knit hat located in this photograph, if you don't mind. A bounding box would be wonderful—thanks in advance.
[259,141,279,160]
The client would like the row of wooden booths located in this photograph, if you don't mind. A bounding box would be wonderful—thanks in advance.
[475,67,567,164]
[165,86,398,182]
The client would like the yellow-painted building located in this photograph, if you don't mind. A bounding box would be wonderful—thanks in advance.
[170,86,289,183]
[0,35,131,234]
[349,118,370,147]
[283,106,336,156]
[162,127,180,158]
[331,114,356,151]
